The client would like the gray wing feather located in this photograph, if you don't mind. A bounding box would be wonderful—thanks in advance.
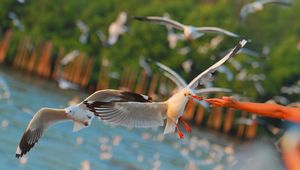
[187,39,248,89]
[195,27,239,38]
[133,16,185,31]
[94,102,167,128]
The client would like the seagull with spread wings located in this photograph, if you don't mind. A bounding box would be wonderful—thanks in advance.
[240,0,291,21]
[82,39,247,139]
[16,106,95,158]
[16,39,247,159]
[133,16,239,40]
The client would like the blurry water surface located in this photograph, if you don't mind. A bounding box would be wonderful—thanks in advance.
[0,67,283,170]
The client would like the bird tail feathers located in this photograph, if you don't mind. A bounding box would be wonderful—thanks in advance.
[164,118,176,135]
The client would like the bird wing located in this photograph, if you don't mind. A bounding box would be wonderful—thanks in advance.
[187,39,248,89]
[156,62,187,88]
[85,101,167,128]
[195,27,239,38]
[240,3,252,21]
[264,0,292,6]
[84,89,152,103]
[133,16,185,31]
[16,108,69,158]
[194,87,232,94]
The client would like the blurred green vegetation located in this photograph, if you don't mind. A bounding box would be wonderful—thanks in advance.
[0,0,299,102]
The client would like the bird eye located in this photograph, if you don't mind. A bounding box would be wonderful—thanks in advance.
[87,115,92,119]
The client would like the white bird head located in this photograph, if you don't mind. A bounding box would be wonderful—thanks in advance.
[65,105,77,116]
[65,105,94,129]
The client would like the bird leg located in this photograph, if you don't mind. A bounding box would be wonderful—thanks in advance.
[176,123,184,139]
[179,117,191,133]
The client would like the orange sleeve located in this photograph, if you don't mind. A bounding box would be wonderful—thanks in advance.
[233,102,300,123]
[282,148,300,170]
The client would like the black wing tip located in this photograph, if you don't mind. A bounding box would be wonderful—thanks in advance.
[132,16,146,21]
[16,153,22,159]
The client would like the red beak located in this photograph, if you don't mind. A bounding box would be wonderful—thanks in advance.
[191,95,203,101]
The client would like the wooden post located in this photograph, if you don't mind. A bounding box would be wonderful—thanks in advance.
[195,105,205,125]
[0,30,13,63]
[209,107,223,130]
[237,112,247,137]
[127,69,137,91]
[245,122,257,139]
[97,57,110,90]
[135,70,148,94]
[81,58,94,88]
[13,38,27,68]
[182,99,196,121]
[36,41,52,78]
[147,73,159,97]
[52,47,65,80]
[223,108,234,133]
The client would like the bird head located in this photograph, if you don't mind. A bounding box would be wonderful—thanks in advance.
[183,89,203,101]
[65,105,77,116]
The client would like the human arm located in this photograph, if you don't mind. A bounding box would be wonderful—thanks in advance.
[205,96,300,123]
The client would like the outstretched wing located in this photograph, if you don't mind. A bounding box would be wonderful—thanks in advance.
[156,62,187,88]
[16,108,68,158]
[187,39,248,89]
[194,87,232,94]
[84,89,152,104]
[264,0,292,6]
[85,101,167,128]
[195,27,239,38]
[133,16,185,31]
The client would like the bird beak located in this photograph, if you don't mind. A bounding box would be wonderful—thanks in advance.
[188,93,203,101]
[64,112,68,116]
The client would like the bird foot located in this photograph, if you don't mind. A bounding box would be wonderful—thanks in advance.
[176,123,184,139]
[179,117,192,133]
[178,130,184,139]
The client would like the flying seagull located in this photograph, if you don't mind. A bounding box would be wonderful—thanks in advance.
[107,11,128,45]
[16,107,95,158]
[240,0,292,21]
[57,50,80,90]
[133,16,239,40]
[82,39,247,139]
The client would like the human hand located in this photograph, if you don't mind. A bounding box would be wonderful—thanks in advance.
[205,96,238,108]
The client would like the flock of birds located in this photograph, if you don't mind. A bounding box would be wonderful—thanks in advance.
[9,0,297,164]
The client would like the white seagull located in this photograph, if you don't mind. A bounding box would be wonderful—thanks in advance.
[107,11,128,45]
[76,20,89,44]
[240,0,292,21]
[82,39,247,139]
[162,13,185,49]
[16,90,159,158]
[16,107,95,158]
[57,50,80,90]
[133,16,239,40]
